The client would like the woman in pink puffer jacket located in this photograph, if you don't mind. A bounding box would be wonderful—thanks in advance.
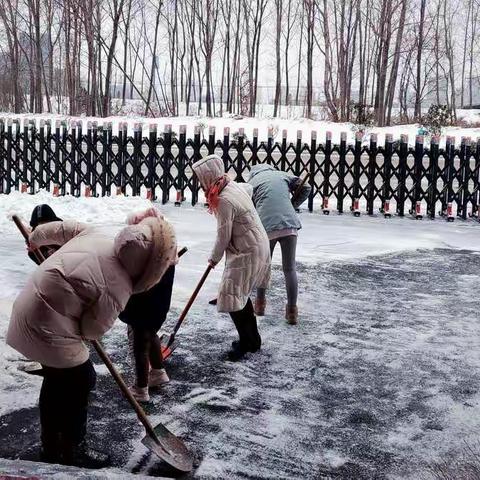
[7,209,177,468]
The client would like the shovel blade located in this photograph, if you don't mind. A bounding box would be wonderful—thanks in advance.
[159,335,176,360]
[142,423,193,473]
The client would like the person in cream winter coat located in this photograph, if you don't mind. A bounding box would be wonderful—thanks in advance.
[7,210,177,468]
[192,154,271,361]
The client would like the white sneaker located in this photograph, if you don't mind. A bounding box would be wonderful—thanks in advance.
[129,385,150,402]
[149,368,170,387]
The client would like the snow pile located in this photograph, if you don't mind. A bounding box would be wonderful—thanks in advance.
[2,110,480,146]
[0,190,153,234]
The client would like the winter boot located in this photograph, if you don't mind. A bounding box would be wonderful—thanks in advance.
[227,341,248,361]
[149,368,170,387]
[129,385,150,402]
[247,315,262,352]
[40,432,63,464]
[254,297,266,316]
[62,441,111,469]
[285,305,298,325]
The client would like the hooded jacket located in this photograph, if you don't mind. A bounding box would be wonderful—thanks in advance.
[7,212,177,368]
[248,164,311,235]
[192,155,271,313]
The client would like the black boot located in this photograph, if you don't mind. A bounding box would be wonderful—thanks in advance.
[40,431,63,464]
[227,340,248,361]
[62,441,111,469]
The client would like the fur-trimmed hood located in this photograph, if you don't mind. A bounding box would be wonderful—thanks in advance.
[115,213,177,294]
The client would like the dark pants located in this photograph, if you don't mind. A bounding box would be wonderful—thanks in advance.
[257,235,298,307]
[131,328,164,388]
[229,298,261,351]
[39,360,96,450]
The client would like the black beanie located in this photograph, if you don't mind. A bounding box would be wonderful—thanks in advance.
[30,204,62,229]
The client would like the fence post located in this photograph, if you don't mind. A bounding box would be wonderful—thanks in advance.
[162,124,172,204]
[397,134,408,216]
[322,131,332,213]
[445,136,455,216]
[337,131,347,214]
[76,120,85,197]
[280,129,287,171]
[308,130,316,213]
[0,119,4,194]
[21,119,29,193]
[252,128,259,166]
[473,137,480,218]
[266,127,273,165]
[45,120,53,191]
[119,122,127,195]
[132,123,142,196]
[176,124,187,205]
[38,119,45,191]
[428,135,440,219]
[5,119,12,194]
[222,127,230,173]
[460,137,471,220]
[148,123,157,201]
[87,121,95,196]
[192,125,200,206]
[294,130,302,178]
[105,122,113,195]
[411,135,424,216]
[381,134,393,216]
[351,131,362,215]
[367,133,377,215]
[208,126,215,155]
[236,128,245,181]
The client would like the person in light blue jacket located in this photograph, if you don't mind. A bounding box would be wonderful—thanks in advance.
[248,164,311,324]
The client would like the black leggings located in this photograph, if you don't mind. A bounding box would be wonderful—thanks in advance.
[229,298,261,351]
[39,359,96,448]
[132,328,164,388]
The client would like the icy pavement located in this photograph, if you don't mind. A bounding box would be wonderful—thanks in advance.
[1,193,480,478]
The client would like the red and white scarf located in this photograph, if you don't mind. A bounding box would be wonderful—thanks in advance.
[206,175,230,214]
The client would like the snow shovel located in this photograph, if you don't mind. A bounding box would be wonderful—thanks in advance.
[160,265,213,359]
[12,215,194,471]
[91,339,193,472]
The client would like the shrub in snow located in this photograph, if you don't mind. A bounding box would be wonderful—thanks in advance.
[196,121,208,139]
[268,124,279,140]
[421,104,453,136]
[349,103,375,141]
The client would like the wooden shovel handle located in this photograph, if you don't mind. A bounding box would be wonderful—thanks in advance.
[12,215,45,264]
[170,265,213,339]
[90,339,160,443]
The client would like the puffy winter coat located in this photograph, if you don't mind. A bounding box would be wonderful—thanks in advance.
[248,164,311,235]
[7,215,177,368]
[192,155,271,313]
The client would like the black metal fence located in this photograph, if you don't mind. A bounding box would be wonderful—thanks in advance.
[1,118,480,220]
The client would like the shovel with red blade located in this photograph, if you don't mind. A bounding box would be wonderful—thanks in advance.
[160,265,213,359]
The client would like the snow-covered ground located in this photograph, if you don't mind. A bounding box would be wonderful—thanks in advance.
[2,109,480,147]
[1,192,480,478]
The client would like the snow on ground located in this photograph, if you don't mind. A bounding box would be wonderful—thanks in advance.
[1,192,480,478]
[2,109,480,146]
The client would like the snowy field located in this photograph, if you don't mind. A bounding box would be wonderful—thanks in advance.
[1,192,480,478]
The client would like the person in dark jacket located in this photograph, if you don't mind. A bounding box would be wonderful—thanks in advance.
[119,266,174,402]
[28,204,62,264]
[119,208,176,402]
[248,165,311,325]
